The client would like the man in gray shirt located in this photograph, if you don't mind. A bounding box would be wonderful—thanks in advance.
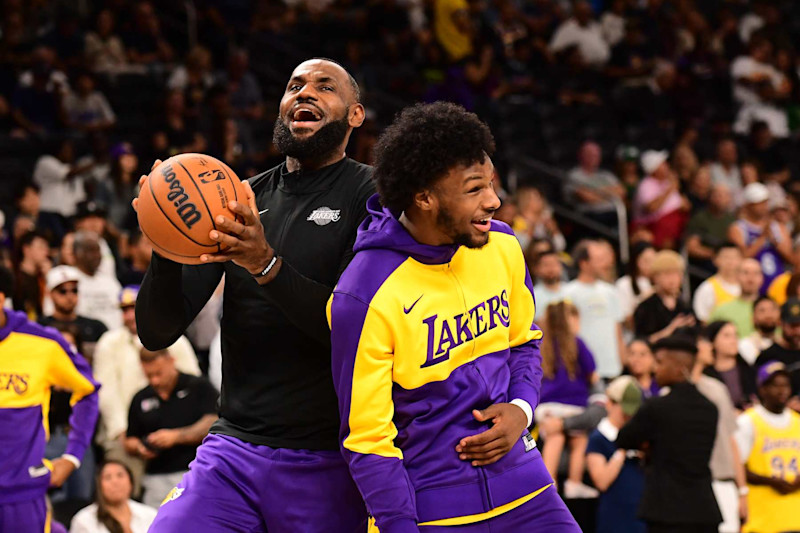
[565,141,625,227]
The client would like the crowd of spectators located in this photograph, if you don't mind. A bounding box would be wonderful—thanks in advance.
[4,0,800,532]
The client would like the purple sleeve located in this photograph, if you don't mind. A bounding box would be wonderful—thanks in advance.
[577,338,597,376]
[63,347,100,460]
[329,291,419,532]
[507,260,544,410]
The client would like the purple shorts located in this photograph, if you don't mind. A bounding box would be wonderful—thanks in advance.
[149,434,367,532]
[0,497,47,533]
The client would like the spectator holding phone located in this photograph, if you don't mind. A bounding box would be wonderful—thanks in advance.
[124,348,218,508]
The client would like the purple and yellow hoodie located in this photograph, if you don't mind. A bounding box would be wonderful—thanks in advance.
[328,195,553,532]
[0,309,99,503]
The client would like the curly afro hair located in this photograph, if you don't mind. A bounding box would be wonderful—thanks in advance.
[373,102,495,213]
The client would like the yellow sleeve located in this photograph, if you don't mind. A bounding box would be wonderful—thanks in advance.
[48,343,96,405]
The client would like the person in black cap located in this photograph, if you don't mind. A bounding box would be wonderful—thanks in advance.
[617,335,722,533]
[756,298,800,411]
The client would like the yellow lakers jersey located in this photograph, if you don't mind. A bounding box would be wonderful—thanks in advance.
[743,407,800,533]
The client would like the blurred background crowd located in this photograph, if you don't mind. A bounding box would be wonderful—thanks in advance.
[4,0,800,532]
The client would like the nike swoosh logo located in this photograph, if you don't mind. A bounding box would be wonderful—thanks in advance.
[404,294,423,314]
[258,208,269,215]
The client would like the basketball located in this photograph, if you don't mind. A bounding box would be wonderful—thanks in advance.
[137,153,246,265]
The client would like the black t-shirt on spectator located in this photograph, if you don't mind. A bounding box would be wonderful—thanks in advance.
[39,315,108,343]
[756,343,800,397]
[748,143,788,175]
[634,293,694,339]
[127,373,218,474]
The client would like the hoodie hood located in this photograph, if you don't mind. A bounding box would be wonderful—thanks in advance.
[354,194,460,265]
[0,309,34,342]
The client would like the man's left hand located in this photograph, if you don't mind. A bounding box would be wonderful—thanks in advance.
[455,403,528,467]
[49,458,76,488]
[202,181,277,277]
[147,429,180,449]
[739,494,748,523]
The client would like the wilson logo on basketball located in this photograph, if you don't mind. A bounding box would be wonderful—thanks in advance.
[161,163,202,229]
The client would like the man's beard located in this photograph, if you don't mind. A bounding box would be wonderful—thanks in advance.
[273,113,350,162]
[757,323,778,335]
[437,206,488,249]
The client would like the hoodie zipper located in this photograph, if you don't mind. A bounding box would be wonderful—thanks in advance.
[446,262,493,511]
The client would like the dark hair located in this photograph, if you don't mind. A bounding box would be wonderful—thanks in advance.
[627,242,654,296]
[753,295,777,311]
[96,460,134,533]
[0,266,13,298]
[18,230,47,249]
[14,183,39,203]
[15,230,48,267]
[704,320,730,344]
[373,102,495,213]
[572,239,594,271]
[651,335,698,357]
[785,273,800,301]
[309,57,361,103]
[750,120,770,136]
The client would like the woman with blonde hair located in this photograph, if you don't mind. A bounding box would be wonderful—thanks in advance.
[536,300,600,499]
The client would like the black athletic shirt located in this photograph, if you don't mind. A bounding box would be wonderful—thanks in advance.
[136,157,375,450]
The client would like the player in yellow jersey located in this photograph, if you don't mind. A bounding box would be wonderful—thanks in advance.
[0,267,100,532]
[736,361,800,533]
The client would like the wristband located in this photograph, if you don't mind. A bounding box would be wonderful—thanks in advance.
[253,254,278,279]
[510,399,533,427]
[62,454,81,469]
[738,486,749,496]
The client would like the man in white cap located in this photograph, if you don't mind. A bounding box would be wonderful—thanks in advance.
[39,264,108,361]
[634,150,688,249]
[93,285,201,495]
[729,182,791,292]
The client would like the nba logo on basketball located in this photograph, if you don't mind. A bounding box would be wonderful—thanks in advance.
[198,170,226,184]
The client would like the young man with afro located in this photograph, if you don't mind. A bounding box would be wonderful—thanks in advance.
[328,101,580,532]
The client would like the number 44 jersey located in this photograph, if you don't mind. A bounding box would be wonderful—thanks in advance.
[742,406,800,533]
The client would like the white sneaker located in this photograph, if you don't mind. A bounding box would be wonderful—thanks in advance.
[563,479,599,499]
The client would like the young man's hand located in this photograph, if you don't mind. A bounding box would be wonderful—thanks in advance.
[455,403,528,467]
[49,458,76,488]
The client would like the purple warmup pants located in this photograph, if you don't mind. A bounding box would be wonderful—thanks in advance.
[149,434,368,532]
[417,485,580,532]
[0,498,48,533]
